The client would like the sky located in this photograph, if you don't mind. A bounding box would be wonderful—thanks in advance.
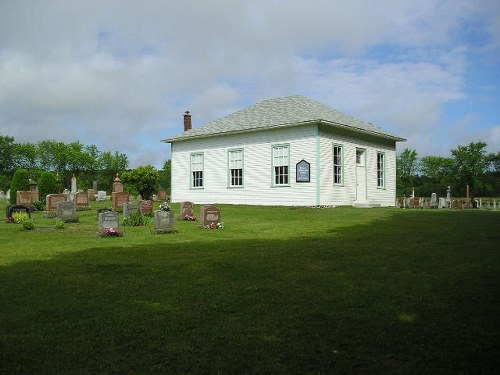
[0,0,499,168]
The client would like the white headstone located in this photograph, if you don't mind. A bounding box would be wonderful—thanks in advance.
[71,175,77,193]
[97,191,107,201]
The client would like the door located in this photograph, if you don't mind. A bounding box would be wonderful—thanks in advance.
[356,148,367,202]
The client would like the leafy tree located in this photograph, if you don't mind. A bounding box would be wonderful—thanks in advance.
[396,148,418,196]
[10,168,30,205]
[419,156,454,195]
[38,172,59,203]
[13,142,39,170]
[121,165,159,200]
[98,151,129,191]
[0,134,15,174]
[451,142,490,198]
[158,159,171,193]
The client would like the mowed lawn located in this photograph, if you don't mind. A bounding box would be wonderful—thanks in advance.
[0,201,499,374]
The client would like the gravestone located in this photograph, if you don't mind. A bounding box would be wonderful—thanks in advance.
[113,175,123,193]
[7,204,32,219]
[438,197,446,209]
[92,181,98,191]
[87,189,96,201]
[201,205,221,227]
[57,201,78,222]
[96,191,107,201]
[180,201,194,219]
[157,190,167,201]
[112,192,130,212]
[0,191,5,200]
[140,200,153,215]
[71,175,77,193]
[29,179,39,202]
[74,191,90,209]
[123,201,141,219]
[97,207,113,218]
[16,191,33,206]
[98,211,120,235]
[153,209,175,233]
[430,193,437,208]
[46,194,68,211]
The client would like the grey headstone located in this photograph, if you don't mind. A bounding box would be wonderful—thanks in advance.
[123,201,141,219]
[99,211,119,235]
[57,201,78,222]
[97,191,107,201]
[154,210,175,230]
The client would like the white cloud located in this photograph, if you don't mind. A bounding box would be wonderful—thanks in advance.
[0,0,498,167]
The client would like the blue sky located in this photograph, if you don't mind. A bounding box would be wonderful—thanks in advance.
[0,0,498,168]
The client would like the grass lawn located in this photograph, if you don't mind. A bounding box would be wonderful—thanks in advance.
[0,200,499,374]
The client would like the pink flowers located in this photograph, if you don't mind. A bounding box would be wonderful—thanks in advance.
[104,228,121,237]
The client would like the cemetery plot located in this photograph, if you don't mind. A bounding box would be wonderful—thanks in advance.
[201,205,222,228]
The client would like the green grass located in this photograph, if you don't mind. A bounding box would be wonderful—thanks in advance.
[1,201,499,374]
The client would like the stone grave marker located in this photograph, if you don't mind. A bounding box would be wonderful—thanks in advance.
[438,197,446,209]
[0,191,5,200]
[97,207,113,218]
[201,205,221,227]
[97,191,107,201]
[430,193,437,208]
[157,190,167,201]
[16,191,33,206]
[123,201,141,219]
[113,175,123,193]
[87,189,96,201]
[74,191,90,209]
[57,201,78,222]
[153,209,175,233]
[29,179,39,202]
[98,211,120,235]
[92,181,98,191]
[180,201,194,219]
[7,204,32,219]
[46,194,68,211]
[140,200,153,215]
[112,191,130,212]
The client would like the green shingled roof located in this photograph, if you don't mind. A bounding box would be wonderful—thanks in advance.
[165,95,405,142]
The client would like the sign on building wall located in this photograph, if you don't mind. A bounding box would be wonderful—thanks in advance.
[296,160,310,183]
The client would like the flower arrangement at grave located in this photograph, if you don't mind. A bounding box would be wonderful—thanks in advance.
[206,222,224,230]
[103,228,122,237]
[182,214,197,221]
[5,216,14,223]
[159,202,171,212]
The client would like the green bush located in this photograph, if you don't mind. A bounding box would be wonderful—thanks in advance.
[38,172,58,204]
[54,220,65,229]
[31,200,45,211]
[22,219,35,230]
[12,212,30,224]
[9,169,30,205]
[123,212,150,227]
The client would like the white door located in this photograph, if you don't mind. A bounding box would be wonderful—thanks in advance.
[356,149,367,202]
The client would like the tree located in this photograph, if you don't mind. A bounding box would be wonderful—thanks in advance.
[396,148,418,196]
[38,172,59,204]
[121,165,159,200]
[0,134,15,174]
[10,168,30,205]
[419,156,454,195]
[12,142,39,170]
[158,159,171,193]
[451,142,490,198]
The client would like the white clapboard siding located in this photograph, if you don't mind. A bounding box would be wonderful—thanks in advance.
[172,125,319,206]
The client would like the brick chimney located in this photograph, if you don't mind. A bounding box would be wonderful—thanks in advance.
[183,111,192,132]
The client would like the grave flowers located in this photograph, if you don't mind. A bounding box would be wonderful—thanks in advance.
[5,216,14,223]
[103,228,122,237]
[182,214,197,221]
[207,222,224,230]
[159,202,171,212]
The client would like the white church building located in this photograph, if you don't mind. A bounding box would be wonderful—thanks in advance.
[164,95,405,207]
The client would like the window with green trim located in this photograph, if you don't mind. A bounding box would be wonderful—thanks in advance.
[190,153,204,188]
[228,149,243,187]
[272,145,289,185]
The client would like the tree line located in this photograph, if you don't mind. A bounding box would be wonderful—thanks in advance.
[0,134,171,201]
[397,141,499,198]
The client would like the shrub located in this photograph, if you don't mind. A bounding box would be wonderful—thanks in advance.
[31,200,45,211]
[22,219,35,230]
[38,172,58,204]
[12,212,30,224]
[123,212,150,227]
[10,169,30,205]
[54,220,65,229]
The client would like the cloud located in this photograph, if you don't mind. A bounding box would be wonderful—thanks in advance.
[0,0,498,167]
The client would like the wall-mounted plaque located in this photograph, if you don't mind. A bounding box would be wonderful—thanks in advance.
[296,160,310,183]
